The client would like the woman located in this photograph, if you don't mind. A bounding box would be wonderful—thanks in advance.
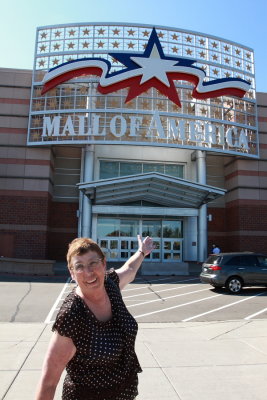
[35,234,154,400]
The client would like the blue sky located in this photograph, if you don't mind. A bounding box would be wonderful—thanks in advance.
[1,0,266,91]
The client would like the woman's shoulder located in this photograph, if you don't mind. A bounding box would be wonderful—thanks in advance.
[52,290,81,337]
[53,291,80,324]
[106,268,120,287]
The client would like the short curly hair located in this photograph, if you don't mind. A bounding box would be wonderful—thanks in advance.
[66,237,105,269]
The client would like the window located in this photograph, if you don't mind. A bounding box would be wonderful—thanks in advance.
[258,256,267,267]
[99,161,184,179]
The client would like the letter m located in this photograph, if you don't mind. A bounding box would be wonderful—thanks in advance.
[168,119,185,140]
[42,116,61,137]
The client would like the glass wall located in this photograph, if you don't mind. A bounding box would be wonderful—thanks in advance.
[97,217,183,262]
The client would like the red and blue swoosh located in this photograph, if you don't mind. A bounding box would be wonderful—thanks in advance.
[41,28,250,107]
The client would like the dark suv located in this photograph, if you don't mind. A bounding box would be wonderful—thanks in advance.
[200,252,267,294]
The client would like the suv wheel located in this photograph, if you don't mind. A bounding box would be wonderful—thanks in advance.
[226,277,243,294]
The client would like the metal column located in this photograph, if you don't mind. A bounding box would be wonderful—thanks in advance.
[196,150,207,262]
[81,145,94,238]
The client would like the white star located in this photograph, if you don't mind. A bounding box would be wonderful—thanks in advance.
[130,44,178,87]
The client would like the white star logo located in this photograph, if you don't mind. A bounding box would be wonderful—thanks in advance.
[130,44,178,87]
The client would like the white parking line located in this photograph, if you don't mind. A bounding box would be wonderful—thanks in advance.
[182,291,267,322]
[127,288,210,308]
[134,293,222,318]
[123,283,201,299]
[244,306,267,320]
[44,278,71,324]
[122,278,199,292]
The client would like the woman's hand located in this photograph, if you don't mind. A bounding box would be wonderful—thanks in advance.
[137,235,154,256]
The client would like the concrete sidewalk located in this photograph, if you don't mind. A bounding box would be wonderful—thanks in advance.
[1,320,267,399]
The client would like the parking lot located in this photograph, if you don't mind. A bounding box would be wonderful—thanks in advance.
[42,275,267,324]
[1,273,267,324]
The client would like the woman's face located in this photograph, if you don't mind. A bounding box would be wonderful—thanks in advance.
[70,251,106,291]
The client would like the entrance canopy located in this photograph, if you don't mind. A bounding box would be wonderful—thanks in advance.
[78,172,226,208]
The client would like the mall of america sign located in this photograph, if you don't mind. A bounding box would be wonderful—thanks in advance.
[28,23,258,157]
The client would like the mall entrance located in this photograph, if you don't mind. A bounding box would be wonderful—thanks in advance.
[97,217,183,262]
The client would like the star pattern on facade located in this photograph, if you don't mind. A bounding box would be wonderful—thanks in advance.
[82,41,90,48]
[185,35,192,43]
[53,43,60,50]
[98,28,105,35]
[224,45,230,52]
[34,101,42,110]
[97,41,105,48]
[156,101,165,111]
[172,104,180,112]
[142,30,150,37]
[52,58,60,65]
[246,64,251,71]
[83,28,90,35]
[224,57,230,64]
[94,98,103,108]
[54,30,61,38]
[127,42,135,49]
[142,117,150,126]
[112,41,120,48]
[126,100,134,108]
[212,68,219,76]
[39,45,46,52]
[158,32,164,38]
[33,117,41,126]
[32,132,41,141]
[40,32,47,39]
[236,60,241,67]
[109,98,119,107]
[141,100,151,109]
[235,48,241,55]
[79,86,88,94]
[172,33,178,41]
[199,38,205,45]
[199,51,206,58]
[65,87,73,94]
[211,42,218,48]
[63,99,72,108]
[112,28,120,35]
[224,72,231,78]
[35,87,42,96]
[67,42,75,49]
[68,29,76,36]
[172,46,178,53]
[214,110,221,119]
[212,54,218,61]
[38,59,45,67]
[186,48,193,55]
[48,99,58,108]
[127,29,135,36]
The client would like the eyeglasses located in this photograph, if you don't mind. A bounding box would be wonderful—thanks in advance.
[72,258,104,273]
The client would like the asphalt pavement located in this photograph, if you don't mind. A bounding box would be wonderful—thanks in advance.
[1,262,267,399]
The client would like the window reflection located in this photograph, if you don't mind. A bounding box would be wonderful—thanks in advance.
[99,161,184,179]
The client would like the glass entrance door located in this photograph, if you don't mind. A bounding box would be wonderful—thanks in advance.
[97,218,183,262]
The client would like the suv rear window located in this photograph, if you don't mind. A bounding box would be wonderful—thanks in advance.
[205,255,221,264]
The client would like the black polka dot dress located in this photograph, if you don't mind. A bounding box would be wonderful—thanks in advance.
[52,269,142,400]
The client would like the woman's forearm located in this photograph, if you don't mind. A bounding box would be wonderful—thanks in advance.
[35,380,57,400]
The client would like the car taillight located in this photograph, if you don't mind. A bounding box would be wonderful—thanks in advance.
[209,265,222,271]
